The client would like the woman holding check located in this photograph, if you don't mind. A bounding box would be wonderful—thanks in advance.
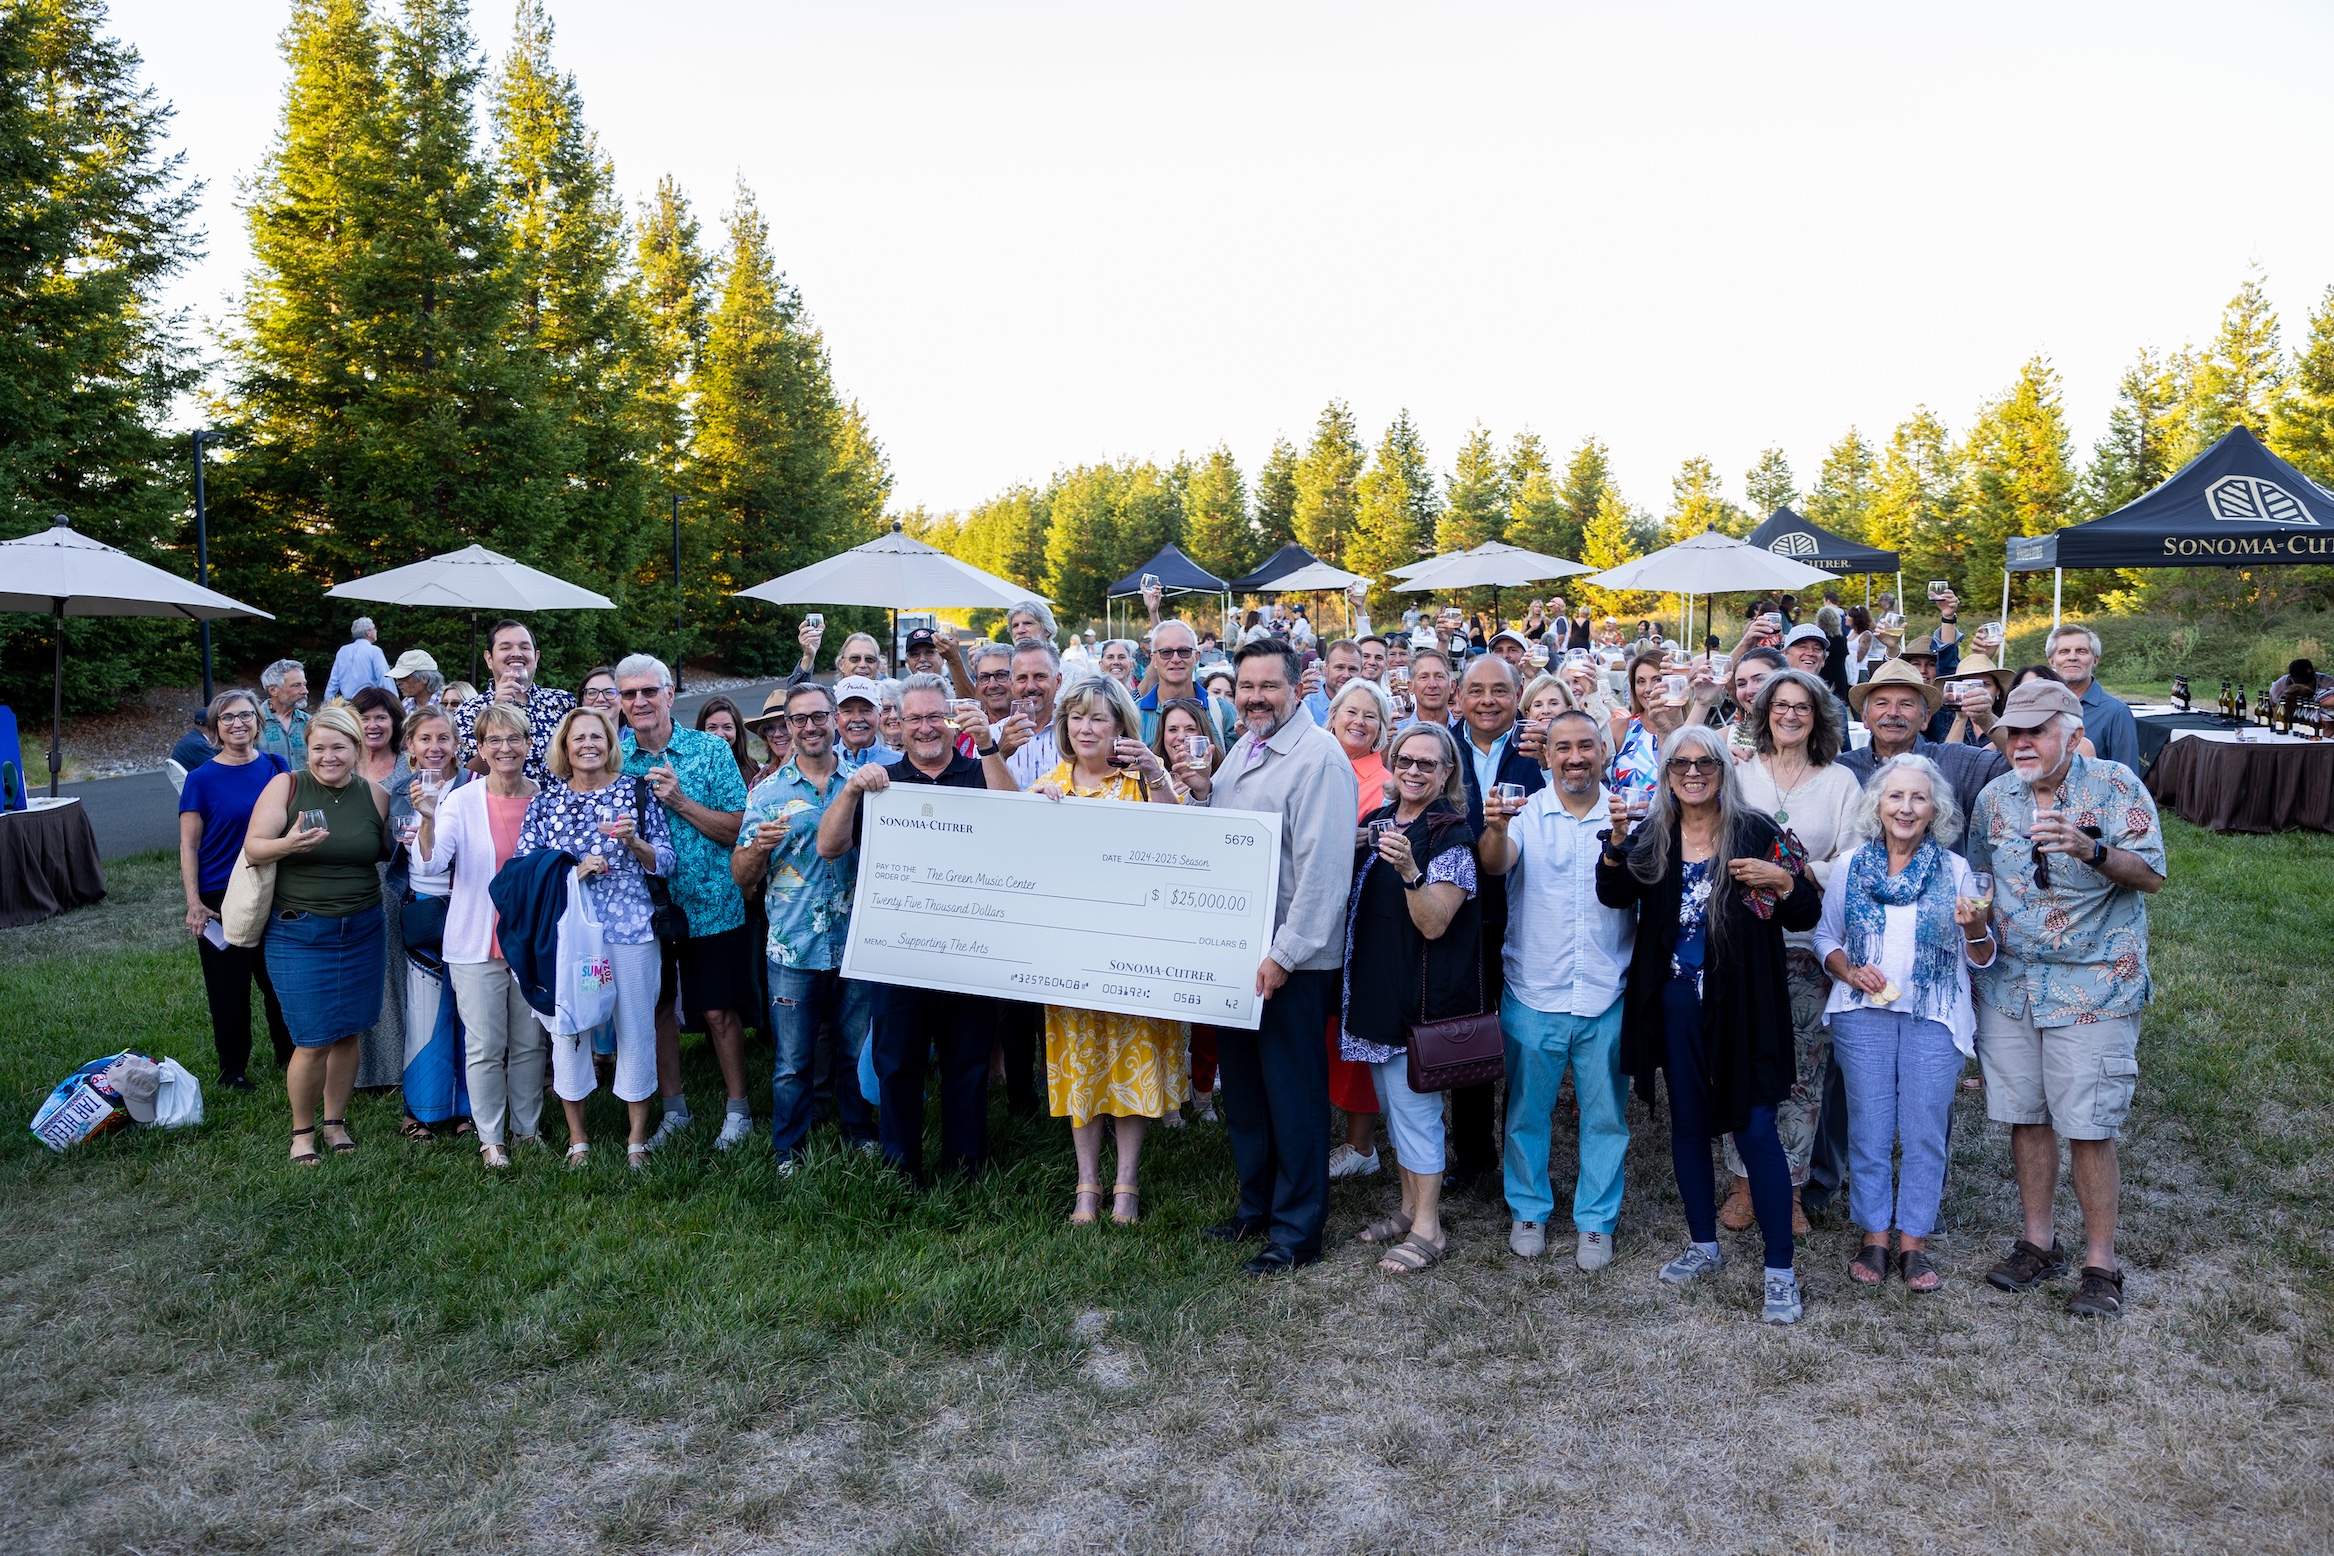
[1031,674,1188,1225]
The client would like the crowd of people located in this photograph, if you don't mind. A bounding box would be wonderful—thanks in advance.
[172,585,2165,1323]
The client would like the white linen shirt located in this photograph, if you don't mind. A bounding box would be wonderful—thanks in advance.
[1500,786,1635,1017]
[1811,850,1986,1056]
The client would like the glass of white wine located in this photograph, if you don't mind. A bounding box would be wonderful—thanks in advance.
[1963,870,1994,914]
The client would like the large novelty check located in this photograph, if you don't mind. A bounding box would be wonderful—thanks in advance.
[838,785,1284,1030]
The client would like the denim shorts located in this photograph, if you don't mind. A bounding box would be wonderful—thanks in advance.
[264,908,386,1048]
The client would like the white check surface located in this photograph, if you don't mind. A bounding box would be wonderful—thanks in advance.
[840,785,1283,1030]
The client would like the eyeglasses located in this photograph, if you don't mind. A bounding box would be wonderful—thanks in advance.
[483,735,529,750]
[1392,755,1443,772]
[1769,701,1813,718]
[904,714,951,728]
[618,688,662,701]
[785,711,831,728]
[1152,646,1195,659]
[1666,757,1721,774]
[216,711,257,725]
[975,669,1012,682]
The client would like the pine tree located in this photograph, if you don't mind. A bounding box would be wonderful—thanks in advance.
[1742,446,1799,517]
[1577,488,1654,619]
[1113,458,1184,586]
[0,0,202,710]
[1662,455,1743,542]
[1348,413,1437,612]
[1292,400,1363,565]
[692,183,876,673]
[1252,436,1299,560]
[1436,423,1506,552]
[2271,285,2334,487]
[1553,436,1615,558]
[1502,431,1568,558]
[2167,271,2283,466]
[489,0,646,664]
[1960,357,2075,609]
[1805,428,1878,541]
[2075,351,2178,519]
[948,486,1049,592]
[631,174,710,487]
[1867,407,1960,602]
[1181,443,1251,581]
[219,0,568,673]
[1041,462,1124,627]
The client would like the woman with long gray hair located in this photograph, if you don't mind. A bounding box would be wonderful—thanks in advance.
[1597,722,1821,1323]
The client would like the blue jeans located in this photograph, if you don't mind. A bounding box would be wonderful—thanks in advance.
[1500,991,1628,1233]
[768,963,875,1157]
[1828,1007,1964,1238]
[1663,976,1794,1271]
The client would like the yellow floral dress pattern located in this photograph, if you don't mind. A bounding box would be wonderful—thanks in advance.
[1038,761,1191,1124]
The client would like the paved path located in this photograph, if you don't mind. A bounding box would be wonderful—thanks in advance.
[63,679,795,863]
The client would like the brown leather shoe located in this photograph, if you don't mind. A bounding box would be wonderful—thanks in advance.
[1717,1175,1755,1232]
[1791,1186,1811,1237]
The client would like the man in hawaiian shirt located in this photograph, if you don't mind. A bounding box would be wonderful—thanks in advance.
[614,654,752,1153]
[454,620,575,782]
[732,681,873,1163]
[1965,678,2165,1320]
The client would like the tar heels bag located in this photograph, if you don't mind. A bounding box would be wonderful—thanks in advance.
[544,867,618,1037]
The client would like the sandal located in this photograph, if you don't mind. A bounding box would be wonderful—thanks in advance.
[626,1144,650,1171]
[288,1124,321,1167]
[1849,1243,1892,1286]
[1376,1232,1449,1274]
[399,1114,435,1143]
[1356,1211,1414,1245]
[1111,1186,1140,1227]
[320,1118,357,1154]
[565,1142,591,1171]
[451,1116,476,1140]
[1900,1248,1942,1293]
[480,1142,511,1170]
[1069,1182,1103,1226]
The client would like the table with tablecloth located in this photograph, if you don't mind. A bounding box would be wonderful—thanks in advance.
[2144,728,2334,834]
[0,797,109,927]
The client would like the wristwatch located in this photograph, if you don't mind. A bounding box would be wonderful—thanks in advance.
[975,742,998,758]
[2089,836,2109,867]
[1401,871,1426,891]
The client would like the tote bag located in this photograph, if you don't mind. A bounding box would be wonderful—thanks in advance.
[219,852,277,948]
[542,868,618,1037]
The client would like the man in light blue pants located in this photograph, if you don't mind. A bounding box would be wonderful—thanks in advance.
[1478,708,1638,1270]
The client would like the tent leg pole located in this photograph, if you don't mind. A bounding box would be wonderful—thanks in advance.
[2000,567,2011,637]
[2052,569,2062,631]
[50,599,64,797]
[469,612,479,688]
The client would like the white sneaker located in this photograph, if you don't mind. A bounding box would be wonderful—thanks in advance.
[1575,1231,1613,1271]
[1762,1272,1804,1325]
[1509,1220,1546,1259]
[1327,1144,1381,1180]
[1660,1243,1726,1285]
[645,1111,690,1152]
[1194,1092,1219,1123]
[1161,1105,1186,1129]
[714,1112,754,1151]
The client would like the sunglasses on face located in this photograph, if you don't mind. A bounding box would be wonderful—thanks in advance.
[1667,757,1720,775]
[1392,755,1443,773]
[618,688,661,701]
[1152,646,1196,659]
[2032,824,2102,889]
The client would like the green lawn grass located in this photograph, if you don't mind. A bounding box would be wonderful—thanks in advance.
[3,829,2330,1552]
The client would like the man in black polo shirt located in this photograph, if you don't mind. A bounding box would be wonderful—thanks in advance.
[815,673,1016,1182]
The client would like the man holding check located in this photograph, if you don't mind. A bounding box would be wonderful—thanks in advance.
[1185,641,1358,1275]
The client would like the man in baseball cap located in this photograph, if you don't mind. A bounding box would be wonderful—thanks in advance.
[901,627,947,679]
[1964,673,2166,1319]
[830,675,898,768]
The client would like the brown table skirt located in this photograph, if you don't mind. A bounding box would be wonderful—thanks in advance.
[2145,735,2334,834]
[0,800,109,928]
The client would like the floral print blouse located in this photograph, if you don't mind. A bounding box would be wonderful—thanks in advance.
[513,777,676,945]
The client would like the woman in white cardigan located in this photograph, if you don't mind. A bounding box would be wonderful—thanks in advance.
[414,701,543,1168]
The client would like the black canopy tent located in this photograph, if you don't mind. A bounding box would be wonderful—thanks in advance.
[2007,426,2334,625]
[1744,505,1904,620]
[1105,543,1231,641]
[1227,542,1323,594]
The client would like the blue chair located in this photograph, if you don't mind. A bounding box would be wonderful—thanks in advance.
[0,705,25,811]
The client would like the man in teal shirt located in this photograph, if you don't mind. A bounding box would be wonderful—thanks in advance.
[732,681,873,1160]
[256,659,309,769]
[615,654,750,1152]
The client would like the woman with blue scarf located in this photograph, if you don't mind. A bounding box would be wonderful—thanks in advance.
[1815,754,1997,1292]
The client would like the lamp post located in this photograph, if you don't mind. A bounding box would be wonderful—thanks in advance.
[192,430,215,705]
[672,493,684,694]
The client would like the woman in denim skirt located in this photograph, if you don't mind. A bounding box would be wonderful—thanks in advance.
[245,702,393,1165]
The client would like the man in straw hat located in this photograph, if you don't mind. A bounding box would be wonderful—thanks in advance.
[1839,659,2007,840]
[1964,678,2165,1319]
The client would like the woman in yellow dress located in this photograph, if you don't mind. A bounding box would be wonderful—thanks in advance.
[1031,673,1189,1225]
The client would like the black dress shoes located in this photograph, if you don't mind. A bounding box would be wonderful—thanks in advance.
[1202,1216,1267,1243]
[1239,1245,1321,1277]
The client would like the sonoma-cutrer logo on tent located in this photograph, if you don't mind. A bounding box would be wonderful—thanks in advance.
[2206,475,2316,526]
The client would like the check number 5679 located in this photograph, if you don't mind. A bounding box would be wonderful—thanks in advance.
[1224,833,1256,847]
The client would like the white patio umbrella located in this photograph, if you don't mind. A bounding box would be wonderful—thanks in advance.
[733,521,1044,650]
[0,515,273,797]
[326,542,617,685]
[1392,543,1591,591]
[1583,529,1835,651]
[1250,558,1373,633]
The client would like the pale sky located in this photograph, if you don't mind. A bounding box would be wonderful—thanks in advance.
[116,0,2334,524]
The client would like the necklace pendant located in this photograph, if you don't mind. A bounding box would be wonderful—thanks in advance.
[1774,807,1788,825]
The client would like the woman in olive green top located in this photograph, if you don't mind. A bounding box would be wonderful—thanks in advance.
[245,703,393,1165]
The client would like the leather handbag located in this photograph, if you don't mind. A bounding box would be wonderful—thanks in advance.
[632,777,692,943]
[1403,938,1504,1094]
[399,887,449,952]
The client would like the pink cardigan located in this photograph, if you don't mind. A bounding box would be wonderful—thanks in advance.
[417,778,530,964]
